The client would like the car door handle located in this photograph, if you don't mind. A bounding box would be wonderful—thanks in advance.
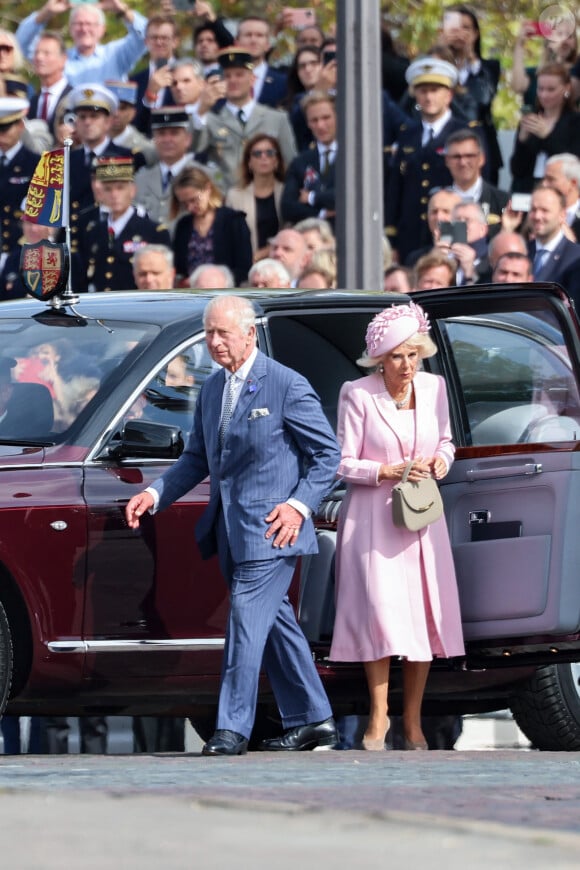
[466,463,542,482]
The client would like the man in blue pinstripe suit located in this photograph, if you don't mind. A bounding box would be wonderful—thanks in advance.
[126,296,340,755]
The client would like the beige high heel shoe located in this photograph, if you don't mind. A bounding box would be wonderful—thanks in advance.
[362,717,390,751]
[404,737,428,750]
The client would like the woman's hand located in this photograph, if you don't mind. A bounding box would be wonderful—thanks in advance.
[379,458,433,482]
[428,457,448,480]
[519,112,551,139]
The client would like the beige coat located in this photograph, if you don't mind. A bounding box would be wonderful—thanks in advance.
[225,181,284,254]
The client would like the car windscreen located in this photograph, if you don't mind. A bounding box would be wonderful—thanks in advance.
[0,316,159,443]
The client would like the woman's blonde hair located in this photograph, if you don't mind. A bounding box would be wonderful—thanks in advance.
[169,165,223,219]
[0,29,26,72]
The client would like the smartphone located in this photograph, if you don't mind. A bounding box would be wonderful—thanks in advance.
[510,193,532,212]
[439,221,467,244]
[322,50,337,65]
[154,58,169,70]
[521,104,535,114]
[285,7,316,29]
[525,20,551,37]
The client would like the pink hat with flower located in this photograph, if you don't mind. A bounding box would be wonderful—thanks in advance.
[360,302,431,363]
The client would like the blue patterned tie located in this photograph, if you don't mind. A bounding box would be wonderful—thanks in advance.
[219,374,236,447]
[533,247,547,276]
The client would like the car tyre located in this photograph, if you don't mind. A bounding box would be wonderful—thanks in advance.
[510,663,580,751]
[0,599,13,716]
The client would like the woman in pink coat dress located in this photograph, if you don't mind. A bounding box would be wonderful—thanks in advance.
[330,302,464,751]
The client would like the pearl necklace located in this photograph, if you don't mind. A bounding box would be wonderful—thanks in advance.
[386,382,412,409]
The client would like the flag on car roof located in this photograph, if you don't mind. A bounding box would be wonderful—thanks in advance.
[24,149,69,228]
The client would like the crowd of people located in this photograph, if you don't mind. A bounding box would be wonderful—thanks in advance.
[1,3,580,302]
[2,2,580,754]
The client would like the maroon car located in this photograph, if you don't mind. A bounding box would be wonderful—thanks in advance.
[1,286,580,749]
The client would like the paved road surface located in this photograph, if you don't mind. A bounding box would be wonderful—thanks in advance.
[1,749,579,868]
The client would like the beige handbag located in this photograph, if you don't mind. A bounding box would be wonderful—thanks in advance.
[392,461,443,531]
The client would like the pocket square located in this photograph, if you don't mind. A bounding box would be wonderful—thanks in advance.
[248,408,270,420]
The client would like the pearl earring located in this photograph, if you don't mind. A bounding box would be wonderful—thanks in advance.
[565,91,570,98]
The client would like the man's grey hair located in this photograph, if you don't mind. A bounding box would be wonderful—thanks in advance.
[172,57,204,78]
[70,3,106,27]
[452,199,487,225]
[132,244,174,271]
[293,217,335,247]
[546,153,580,186]
[248,258,291,286]
[203,295,256,334]
[189,263,235,288]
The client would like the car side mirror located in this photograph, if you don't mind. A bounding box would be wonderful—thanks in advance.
[109,420,185,459]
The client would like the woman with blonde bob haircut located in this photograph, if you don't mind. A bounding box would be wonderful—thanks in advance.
[170,165,253,287]
[330,302,464,751]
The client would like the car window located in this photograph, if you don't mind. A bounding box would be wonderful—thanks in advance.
[124,341,218,433]
[438,312,580,445]
[0,317,158,441]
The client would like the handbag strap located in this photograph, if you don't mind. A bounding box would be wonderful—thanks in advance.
[400,460,414,483]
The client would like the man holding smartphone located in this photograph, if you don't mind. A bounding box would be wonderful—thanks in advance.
[131,15,179,134]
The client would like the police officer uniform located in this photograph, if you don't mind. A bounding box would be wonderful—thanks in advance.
[0,97,39,260]
[76,157,170,292]
[385,59,481,263]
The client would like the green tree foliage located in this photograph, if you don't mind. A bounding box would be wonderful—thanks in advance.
[1,0,554,127]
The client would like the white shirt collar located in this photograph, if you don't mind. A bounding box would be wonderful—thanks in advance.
[422,110,451,141]
[0,142,22,162]
[566,200,579,226]
[159,154,190,176]
[539,230,564,253]
[108,206,135,237]
[226,98,255,120]
[227,346,258,384]
[452,177,483,201]
[317,140,337,157]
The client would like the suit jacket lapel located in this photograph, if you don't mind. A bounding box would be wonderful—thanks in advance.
[230,352,266,428]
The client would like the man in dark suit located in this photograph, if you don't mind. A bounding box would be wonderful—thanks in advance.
[77,156,170,292]
[542,153,580,242]
[28,31,72,139]
[281,92,336,226]
[444,128,509,232]
[385,57,479,263]
[126,295,340,756]
[130,14,178,135]
[528,186,580,305]
[235,16,287,107]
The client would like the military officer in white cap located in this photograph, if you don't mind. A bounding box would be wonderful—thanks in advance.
[385,57,484,263]
[0,97,39,263]
[66,83,133,253]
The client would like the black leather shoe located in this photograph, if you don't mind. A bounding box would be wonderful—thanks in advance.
[201,730,248,756]
[258,717,338,751]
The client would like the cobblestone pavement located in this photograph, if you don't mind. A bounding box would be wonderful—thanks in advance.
[0,749,580,868]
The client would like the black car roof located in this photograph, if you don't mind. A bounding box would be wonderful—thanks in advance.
[0,290,396,329]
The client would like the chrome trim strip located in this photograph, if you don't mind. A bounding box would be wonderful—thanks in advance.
[47,638,225,654]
